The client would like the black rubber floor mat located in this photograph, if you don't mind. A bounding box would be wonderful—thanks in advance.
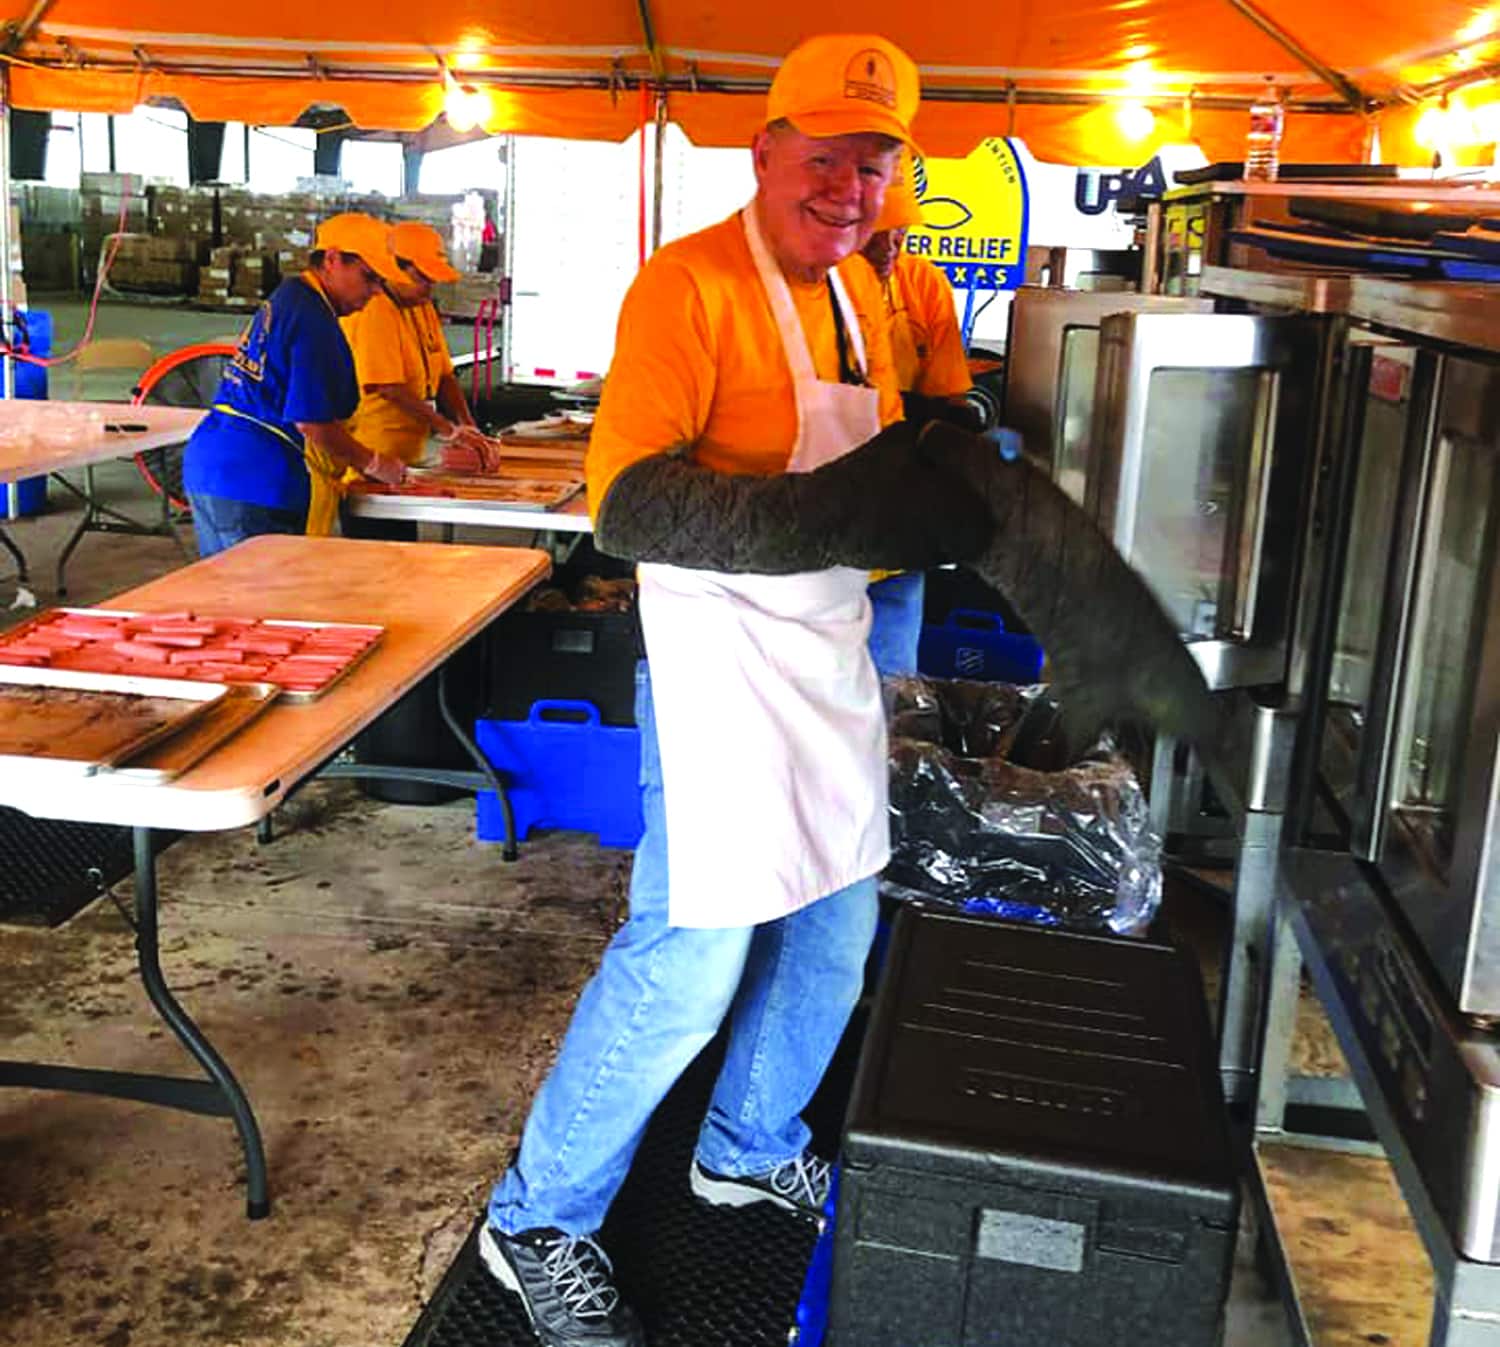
[404,1008,869,1347]
[0,806,135,927]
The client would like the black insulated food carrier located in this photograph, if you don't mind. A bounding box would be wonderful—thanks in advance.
[829,907,1240,1347]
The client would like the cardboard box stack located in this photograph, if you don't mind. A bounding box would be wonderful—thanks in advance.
[46,183,502,309]
[196,244,239,306]
[107,233,198,295]
[81,172,149,280]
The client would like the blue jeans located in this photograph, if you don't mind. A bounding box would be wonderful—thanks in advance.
[188,492,308,558]
[867,571,926,676]
[488,661,879,1237]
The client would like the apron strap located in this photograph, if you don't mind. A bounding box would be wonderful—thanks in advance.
[827,278,868,387]
[826,267,868,384]
[211,401,304,453]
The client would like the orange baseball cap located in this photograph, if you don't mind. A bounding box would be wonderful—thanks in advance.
[313,212,402,284]
[874,148,924,230]
[766,34,920,150]
[389,221,461,284]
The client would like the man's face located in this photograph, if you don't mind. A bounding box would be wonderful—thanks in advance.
[752,126,900,281]
[861,227,908,282]
[321,249,381,315]
[391,259,436,305]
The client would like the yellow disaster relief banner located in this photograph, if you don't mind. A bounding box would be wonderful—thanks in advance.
[906,137,1030,294]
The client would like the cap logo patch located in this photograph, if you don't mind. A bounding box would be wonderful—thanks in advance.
[843,49,897,109]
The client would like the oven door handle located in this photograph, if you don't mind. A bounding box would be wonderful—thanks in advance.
[1225,368,1281,643]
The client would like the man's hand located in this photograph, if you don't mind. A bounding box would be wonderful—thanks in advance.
[450,425,494,466]
[365,453,407,486]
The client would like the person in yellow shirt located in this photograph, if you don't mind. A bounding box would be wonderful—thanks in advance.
[476,34,992,1347]
[183,212,408,555]
[858,152,979,674]
[336,220,488,539]
[860,149,974,414]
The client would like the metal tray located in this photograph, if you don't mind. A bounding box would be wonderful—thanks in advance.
[0,607,385,705]
[0,666,229,778]
[108,680,281,782]
[350,475,582,511]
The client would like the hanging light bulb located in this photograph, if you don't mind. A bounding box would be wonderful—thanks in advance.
[1115,100,1156,140]
[444,75,493,133]
[1414,101,1452,151]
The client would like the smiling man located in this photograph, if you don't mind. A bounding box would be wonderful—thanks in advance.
[475,34,994,1347]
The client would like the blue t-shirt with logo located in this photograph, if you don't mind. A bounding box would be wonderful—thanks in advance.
[183,274,359,511]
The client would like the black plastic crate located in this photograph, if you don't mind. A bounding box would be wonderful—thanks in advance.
[830,907,1238,1347]
[483,606,643,727]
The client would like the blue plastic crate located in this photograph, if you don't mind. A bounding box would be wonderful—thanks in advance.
[475,700,644,849]
[917,608,1044,684]
[3,308,51,520]
[791,1167,840,1347]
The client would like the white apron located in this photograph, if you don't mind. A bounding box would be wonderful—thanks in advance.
[637,205,890,929]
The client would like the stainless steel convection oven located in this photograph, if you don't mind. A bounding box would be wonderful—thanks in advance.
[1262,280,1500,1313]
[997,267,1354,1106]
[1002,287,1211,504]
[1008,187,1500,1336]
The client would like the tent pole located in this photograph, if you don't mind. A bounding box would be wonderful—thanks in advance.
[1219,0,1367,110]
[651,90,667,253]
[0,66,15,401]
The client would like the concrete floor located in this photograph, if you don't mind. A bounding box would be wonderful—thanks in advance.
[0,317,1432,1346]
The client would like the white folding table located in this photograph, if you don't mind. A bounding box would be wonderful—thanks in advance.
[0,535,550,1217]
[0,400,206,592]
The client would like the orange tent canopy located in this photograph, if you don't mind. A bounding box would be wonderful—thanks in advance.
[0,0,1489,163]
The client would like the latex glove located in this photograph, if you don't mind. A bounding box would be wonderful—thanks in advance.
[365,453,407,486]
[450,424,496,469]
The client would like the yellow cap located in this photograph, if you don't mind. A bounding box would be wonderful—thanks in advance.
[313,212,402,284]
[389,221,461,284]
[766,34,920,149]
[874,148,924,230]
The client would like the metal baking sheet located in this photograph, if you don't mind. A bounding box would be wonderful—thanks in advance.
[351,475,582,510]
[0,667,228,778]
[108,680,281,782]
[0,608,384,705]
[256,620,384,703]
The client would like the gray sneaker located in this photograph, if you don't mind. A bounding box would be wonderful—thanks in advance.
[689,1152,832,1222]
[478,1224,645,1347]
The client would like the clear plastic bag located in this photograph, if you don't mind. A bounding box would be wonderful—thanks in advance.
[883,675,1162,935]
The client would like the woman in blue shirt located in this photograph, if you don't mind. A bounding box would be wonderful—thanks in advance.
[183,212,409,556]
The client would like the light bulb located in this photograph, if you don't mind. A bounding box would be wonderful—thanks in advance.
[1115,100,1156,140]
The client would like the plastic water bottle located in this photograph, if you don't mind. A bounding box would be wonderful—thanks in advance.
[1245,83,1284,181]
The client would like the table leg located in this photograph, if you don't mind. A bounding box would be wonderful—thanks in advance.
[437,661,519,862]
[53,465,96,596]
[0,518,28,582]
[0,827,272,1218]
[132,826,270,1218]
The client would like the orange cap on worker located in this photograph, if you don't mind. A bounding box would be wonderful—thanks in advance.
[389,221,461,284]
[765,33,921,148]
[874,148,924,230]
[314,212,403,284]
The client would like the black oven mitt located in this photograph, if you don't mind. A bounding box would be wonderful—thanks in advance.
[594,420,994,575]
[598,417,1233,781]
